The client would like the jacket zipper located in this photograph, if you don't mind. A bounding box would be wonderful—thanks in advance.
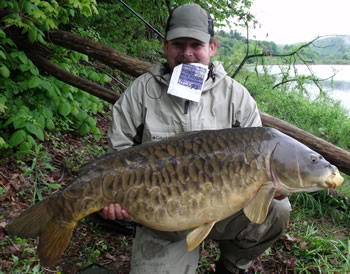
[184,100,190,114]
[184,100,192,131]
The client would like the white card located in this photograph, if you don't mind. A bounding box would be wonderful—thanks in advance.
[167,63,209,102]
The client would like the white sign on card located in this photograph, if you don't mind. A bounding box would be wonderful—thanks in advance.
[167,63,209,102]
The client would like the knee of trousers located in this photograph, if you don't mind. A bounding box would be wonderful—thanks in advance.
[269,198,292,229]
[130,226,200,274]
[232,198,292,245]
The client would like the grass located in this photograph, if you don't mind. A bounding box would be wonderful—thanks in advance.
[285,201,350,273]
[274,187,350,273]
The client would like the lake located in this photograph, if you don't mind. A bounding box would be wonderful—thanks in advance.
[258,65,350,112]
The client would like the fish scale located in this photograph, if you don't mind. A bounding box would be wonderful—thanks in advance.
[6,127,344,267]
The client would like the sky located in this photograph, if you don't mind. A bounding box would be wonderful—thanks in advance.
[243,0,350,44]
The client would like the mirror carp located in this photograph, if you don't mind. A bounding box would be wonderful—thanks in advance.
[6,127,344,266]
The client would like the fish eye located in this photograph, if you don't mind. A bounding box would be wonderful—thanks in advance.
[310,154,318,162]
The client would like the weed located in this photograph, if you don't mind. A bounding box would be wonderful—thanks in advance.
[45,132,61,148]
[294,236,350,272]
[7,257,42,274]
[290,187,350,227]
[290,192,324,217]
[18,144,59,203]
[119,236,129,248]
[1,236,43,274]
[85,249,101,266]
[285,204,350,272]
[65,138,106,172]
[196,240,220,273]
[80,240,109,268]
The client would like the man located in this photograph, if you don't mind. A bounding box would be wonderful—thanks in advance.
[104,3,291,273]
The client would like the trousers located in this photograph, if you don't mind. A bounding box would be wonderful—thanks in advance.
[129,198,291,274]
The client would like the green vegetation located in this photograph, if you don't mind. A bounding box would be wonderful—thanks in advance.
[0,0,108,160]
[240,69,350,149]
[308,36,350,64]
[18,144,59,203]
[215,31,350,65]
[0,0,349,273]
[285,193,350,272]
[280,36,350,65]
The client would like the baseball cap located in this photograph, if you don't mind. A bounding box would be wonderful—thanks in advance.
[165,3,213,43]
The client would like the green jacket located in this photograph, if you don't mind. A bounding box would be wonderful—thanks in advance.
[108,61,261,151]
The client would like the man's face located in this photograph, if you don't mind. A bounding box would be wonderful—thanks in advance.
[163,38,217,71]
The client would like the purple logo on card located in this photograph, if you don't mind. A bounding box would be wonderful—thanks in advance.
[177,64,206,90]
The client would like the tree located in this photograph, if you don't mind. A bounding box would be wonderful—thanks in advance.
[0,0,253,154]
[1,0,349,176]
[0,0,104,153]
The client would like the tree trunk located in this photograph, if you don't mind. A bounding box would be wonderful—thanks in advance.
[5,26,350,176]
[47,30,152,77]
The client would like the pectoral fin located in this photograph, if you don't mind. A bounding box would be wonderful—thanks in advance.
[243,182,276,224]
[186,221,216,251]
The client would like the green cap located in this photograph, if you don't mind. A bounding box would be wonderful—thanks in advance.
[166,3,212,43]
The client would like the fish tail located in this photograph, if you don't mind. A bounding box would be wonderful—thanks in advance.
[38,219,76,266]
[6,199,52,238]
[6,198,77,266]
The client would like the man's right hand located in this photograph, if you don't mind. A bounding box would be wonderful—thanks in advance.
[102,204,130,220]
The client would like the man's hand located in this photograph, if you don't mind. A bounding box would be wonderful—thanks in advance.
[102,204,130,220]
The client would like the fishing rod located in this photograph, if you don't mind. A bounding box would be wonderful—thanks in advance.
[119,0,165,40]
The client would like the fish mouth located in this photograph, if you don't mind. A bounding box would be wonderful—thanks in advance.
[325,170,344,189]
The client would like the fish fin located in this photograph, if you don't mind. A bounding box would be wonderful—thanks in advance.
[38,219,76,266]
[186,221,216,252]
[243,182,276,224]
[6,198,77,266]
[6,199,52,237]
